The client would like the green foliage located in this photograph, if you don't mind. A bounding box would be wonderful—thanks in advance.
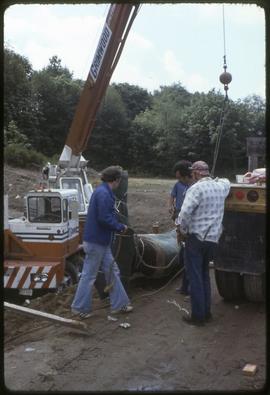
[4,144,48,168]
[46,55,73,79]
[4,48,265,177]
[128,83,192,174]
[86,85,129,168]
[4,46,41,146]
[31,57,83,156]
[128,109,158,173]
[4,121,32,148]
[112,82,153,120]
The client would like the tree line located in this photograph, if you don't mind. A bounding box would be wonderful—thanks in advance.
[4,46,265,178]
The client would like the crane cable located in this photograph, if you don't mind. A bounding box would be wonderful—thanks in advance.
[211,95,229,177]
[211,4,232,177]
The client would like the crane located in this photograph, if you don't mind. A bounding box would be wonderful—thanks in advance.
[44,4,140,232]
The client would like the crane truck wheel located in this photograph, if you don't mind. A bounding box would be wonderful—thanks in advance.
[214,269,245,302]
[63,261,79,288]
[243,273,265,302]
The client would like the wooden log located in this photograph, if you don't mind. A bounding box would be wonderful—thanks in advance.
[4,302,88,330]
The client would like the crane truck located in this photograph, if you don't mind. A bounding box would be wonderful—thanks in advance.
[4,4,140,296]
[4,3,179,297]
[4,189,82,296]
[43,3,140,239]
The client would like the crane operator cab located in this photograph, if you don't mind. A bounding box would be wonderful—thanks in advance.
[42,160,93,241]
[4,188,81,296]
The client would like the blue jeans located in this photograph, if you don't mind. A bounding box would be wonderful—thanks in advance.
[71,242,130,313]
[185,234,216,321]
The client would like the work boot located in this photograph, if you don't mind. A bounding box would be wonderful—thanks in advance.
[111,304,134,314]
[182,315,204,327]
[205,313,213,322]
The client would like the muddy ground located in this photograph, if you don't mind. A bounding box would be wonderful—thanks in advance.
[3,165,267,392]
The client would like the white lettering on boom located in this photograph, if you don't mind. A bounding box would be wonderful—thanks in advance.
[89,24,112,82]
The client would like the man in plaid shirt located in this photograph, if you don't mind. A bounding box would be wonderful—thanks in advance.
[176,161,230,326]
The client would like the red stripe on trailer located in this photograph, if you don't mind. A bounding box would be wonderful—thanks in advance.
[18,267,32,289]
[6,267,20,288]
[4,260,63,289]
[41,266,57,288]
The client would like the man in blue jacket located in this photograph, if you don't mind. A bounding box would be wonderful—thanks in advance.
[71,166,133,318]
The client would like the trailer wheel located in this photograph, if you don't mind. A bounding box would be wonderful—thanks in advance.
[64,261,79,287]
[214,269,245,302]
[243,274,265,302]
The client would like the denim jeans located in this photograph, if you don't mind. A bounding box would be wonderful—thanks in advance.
[71,242,130,313]
[184,234,216,321]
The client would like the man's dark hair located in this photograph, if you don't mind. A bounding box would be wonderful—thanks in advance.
[173,160,192,177]
[101,166,122,182]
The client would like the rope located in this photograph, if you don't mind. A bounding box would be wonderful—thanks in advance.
[210,96,229,177]
[103,232,123,292]
[113,192,181,291]
[210,4,230,177]
[132,267,184,301]
[92,266,184,310]
[222,4,227,64]
[133,235,179,271]
[115,196,180,272]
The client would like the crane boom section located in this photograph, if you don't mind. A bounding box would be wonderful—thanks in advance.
[60,4,139,168]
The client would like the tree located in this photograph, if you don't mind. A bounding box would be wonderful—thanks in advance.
[180,91,266,176]
[4,46,41,147]
[85,85,129,169]
[112,82,152,120]
[128,83,192,175]
[45,55,73,79]
[31,57,83,156]
[128,109,159,174]
[238,95,265,137]
[4,48,265,176]
[4,120,31,148]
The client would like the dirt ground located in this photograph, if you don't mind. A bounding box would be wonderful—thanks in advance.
[3,165,267,392]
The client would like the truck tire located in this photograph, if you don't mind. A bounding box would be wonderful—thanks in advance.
[64,261,79,287]
[214,269,245,302]
[243,274,265,302]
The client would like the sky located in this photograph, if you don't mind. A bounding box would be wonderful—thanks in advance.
[4,2,266,101]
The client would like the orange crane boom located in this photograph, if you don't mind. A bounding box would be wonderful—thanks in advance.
[59,3,140,168]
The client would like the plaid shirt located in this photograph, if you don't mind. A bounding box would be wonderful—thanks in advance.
[176,177,230,243]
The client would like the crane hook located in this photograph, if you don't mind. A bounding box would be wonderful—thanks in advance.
[219,56,232,99]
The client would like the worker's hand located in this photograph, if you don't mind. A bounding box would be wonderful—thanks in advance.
[176,227,186,245]
[121,225,128,234]
[121,226,135,237]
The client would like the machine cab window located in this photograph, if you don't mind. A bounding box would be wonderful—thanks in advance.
[28,196,61,223]
[60,178,85,213]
